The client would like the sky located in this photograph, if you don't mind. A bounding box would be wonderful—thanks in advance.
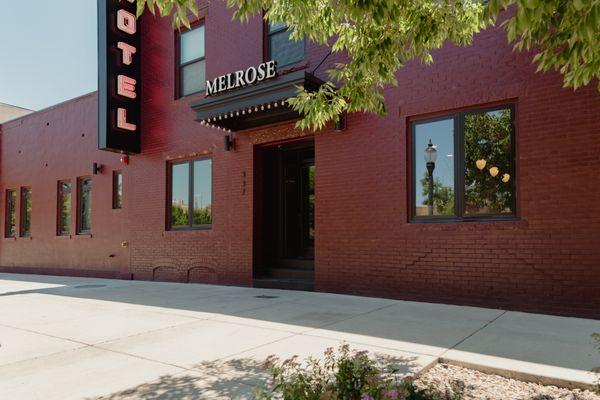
[414,118,455,206]
[0,0,98,111]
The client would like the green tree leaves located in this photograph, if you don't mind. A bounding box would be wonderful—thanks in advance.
[138,0,600,130]
[137,0,199,29]
[487,0,600,90]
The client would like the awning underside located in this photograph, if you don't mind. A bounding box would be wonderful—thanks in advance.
[189,71,323,132]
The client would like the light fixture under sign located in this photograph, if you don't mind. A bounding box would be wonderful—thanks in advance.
[93,162,103,175]
[224,135,235,151]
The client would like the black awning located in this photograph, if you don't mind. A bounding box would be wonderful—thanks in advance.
[189,71,324,132]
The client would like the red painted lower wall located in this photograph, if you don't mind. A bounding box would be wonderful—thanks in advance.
[1,21,599,319]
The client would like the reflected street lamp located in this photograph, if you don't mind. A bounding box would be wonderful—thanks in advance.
[424,139,438,216]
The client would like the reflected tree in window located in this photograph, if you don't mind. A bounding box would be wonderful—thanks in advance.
[171,162,190,228]
[78,178,92,233]
[20,188,32,237]
[464,109,513,214]
[5,190,16,238]
[413,106,515,220]
[58,182,71,235]
[170,159,212,229]
[419,173,455,215]
[193,159,212,226]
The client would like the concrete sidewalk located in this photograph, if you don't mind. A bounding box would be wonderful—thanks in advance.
[0,273,598,399]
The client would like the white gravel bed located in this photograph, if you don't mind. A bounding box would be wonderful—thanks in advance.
[414,363,600,400]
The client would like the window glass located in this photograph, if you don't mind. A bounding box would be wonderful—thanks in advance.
[58,181,71,235]
[268,21,286,33]
[414,118,455,217]
[79,178,92,233]
[412,106,515,220]
[20,188,32,237]
[169,158,212,229]
[181,59,206,96]
[171,163,190,228]
[464,108,514,215]
[5,190,16,238]
[113,171,123,209]
[179,24,205,97]
[269,28,304,67]
[180,25,205,64]
[193,159,212,226]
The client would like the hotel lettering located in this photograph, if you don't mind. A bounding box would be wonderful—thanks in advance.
[98,0,141,153]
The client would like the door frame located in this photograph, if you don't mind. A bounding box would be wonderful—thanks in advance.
[253,137,315,278]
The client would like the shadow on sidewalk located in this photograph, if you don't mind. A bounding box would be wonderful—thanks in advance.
[87,353,422,400]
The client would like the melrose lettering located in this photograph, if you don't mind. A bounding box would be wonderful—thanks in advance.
[206,60,277,96]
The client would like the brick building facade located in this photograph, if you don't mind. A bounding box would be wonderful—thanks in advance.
[1,2,599,318]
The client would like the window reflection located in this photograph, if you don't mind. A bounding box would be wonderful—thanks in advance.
[411,105,515,220]
[169,158,212,229]
[414,118,455,216]
[171,163,190,228]
[268,23,304,67]
[113,171,123,209]
[193,159,212,226]
[19,188,32,237]
[58,182,71,235]
[5,190,16,238]
[464,108,513,215]
[179,24,205,97]
[78,178,92,233]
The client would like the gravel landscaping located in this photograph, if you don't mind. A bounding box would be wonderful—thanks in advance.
[415,363,600,400]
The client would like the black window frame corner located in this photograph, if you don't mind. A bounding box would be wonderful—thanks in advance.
[112,170,123,210]
[175,21,206,99]
[166,156,213,231]
[409,103,518,223]
[76,176,92,235]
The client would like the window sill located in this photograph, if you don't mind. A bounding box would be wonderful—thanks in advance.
[55,234,72,239]
[74,233,93,239]
[163,227,212,235]
[3,236,17,241]
[410,216,520,224]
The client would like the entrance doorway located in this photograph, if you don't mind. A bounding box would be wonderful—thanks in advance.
[254,140,315,290]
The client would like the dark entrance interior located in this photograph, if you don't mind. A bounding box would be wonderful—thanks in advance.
[254,140,315,290]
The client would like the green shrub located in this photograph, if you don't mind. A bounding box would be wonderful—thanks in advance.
[253,344,460,400]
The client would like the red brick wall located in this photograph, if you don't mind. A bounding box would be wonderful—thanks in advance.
[0,93,131,278]
[314,29,600,318]
[0,3,598,318]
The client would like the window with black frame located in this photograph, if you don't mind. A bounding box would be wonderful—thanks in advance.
[113,171,123,209]
[267,21,305,67]
[78,178,92,234]
[5,190,16,238]
[58,181,71,235]
[20,187,32,237]
[178,23,205,97]
[169,158,212,229]
[412,105,515,220]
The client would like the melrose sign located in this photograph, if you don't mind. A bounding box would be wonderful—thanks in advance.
[98,0,141,154]
[206,60,277,96]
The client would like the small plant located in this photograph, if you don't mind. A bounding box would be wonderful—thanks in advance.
[253,344,460,400]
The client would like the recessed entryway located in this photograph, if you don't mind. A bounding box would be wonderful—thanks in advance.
[253,139,315,290]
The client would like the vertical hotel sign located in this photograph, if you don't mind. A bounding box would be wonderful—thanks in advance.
[98,0,141,153]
